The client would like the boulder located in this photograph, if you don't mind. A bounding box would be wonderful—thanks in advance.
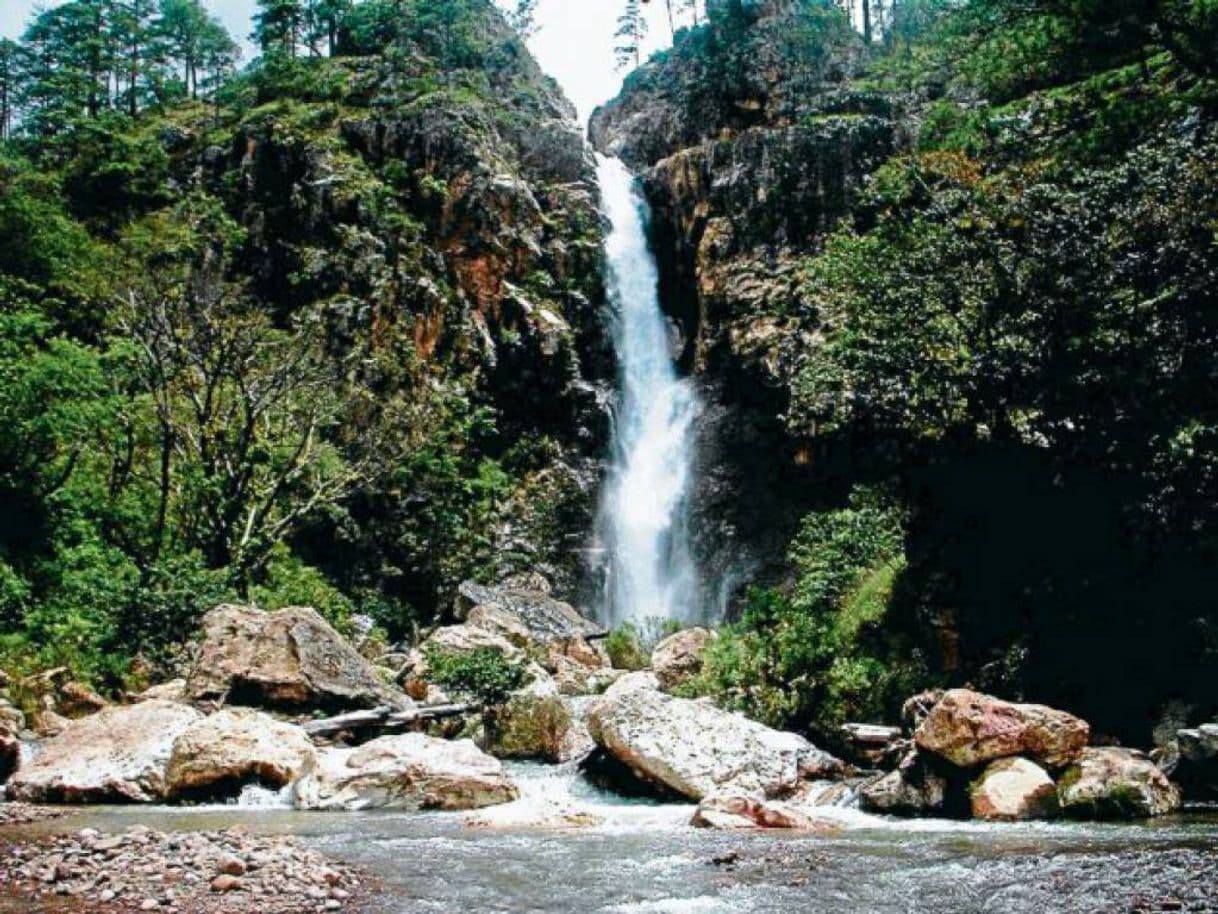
[292,734,519,812]
[650,628,714,691]
[915,689,1090,769]
[969,757,1058,821]
[586,681,843,801]
[456,580,605,642]
[8,701,203,803]
[1058,747,1182,820]
[57,681,107,717]
[1176,723,1218,798]
[0,701,25,783]
[691,793,843,831]
[166,709,317,799]
[1178,723,1218,763]
[135,679,188,703]
[480,676,577,763]
[859,750,949,817]
[186,605,406,712]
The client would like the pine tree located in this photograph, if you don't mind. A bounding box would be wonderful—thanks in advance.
[254,0,306,59]
[0,39,18,140]
[113,0,157,116]
[615,0,648,69]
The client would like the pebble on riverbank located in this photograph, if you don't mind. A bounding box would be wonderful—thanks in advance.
[0,824,365,913]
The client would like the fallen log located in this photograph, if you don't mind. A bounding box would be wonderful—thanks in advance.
[303,702,474,739]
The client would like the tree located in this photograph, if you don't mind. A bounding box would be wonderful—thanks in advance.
[616,0,648,69]
[112,0,157,116]
[0,40,18,140]
[254,0,305,59]
[305,0,351,56]
[120,272,372,589]
[156,0,209,98]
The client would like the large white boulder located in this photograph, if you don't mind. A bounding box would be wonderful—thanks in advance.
[8,701,203,803]
[970,757,1058,821]
[586,682,842,801]
[166,708,317,799]
[292,734,519,812]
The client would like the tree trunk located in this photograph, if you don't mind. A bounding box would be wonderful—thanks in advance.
[862,0,873,44]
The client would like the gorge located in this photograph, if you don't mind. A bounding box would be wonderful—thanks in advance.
[0,0,1216,912]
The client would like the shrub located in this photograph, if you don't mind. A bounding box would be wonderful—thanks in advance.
[423,646,526,705]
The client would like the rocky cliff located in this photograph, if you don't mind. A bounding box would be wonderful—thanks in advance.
[591,0,1218,742]
[592,0,896,599]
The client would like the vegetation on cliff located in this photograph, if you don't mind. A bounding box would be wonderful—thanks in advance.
[594,0,1218,744]
[0,0,607,687]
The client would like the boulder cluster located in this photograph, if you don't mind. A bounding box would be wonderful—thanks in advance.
[857,689,1183,821]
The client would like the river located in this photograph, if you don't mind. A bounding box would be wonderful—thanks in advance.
[7,765,1217,913]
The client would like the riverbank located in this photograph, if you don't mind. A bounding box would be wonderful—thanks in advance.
[0,817,368,914]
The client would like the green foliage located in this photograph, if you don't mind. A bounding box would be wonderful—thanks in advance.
[423,646,527,704]
[604,623,651,671]
[687,488,925,737]
[249,544,354,630]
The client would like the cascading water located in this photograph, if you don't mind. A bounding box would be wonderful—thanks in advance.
[595,155,702,632]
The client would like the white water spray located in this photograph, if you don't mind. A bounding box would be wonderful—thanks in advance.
[596,155,702,631]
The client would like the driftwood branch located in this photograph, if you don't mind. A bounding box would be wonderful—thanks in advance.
[303,703,474,739]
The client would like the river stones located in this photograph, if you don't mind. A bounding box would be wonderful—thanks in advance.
[586,681,843,800]
[8,700,203,803]
[165,708,317,799]
[691,792,844,831]
[970,757,1058,821]
[650,628,714,692]
[915,689,1090,769]
[292,734,519,812]
[186,604,407,712]
[1058,747,1181,819]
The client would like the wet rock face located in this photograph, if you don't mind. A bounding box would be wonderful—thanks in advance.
[292,734,519,812]
[586,680,843,800]
[1058,747,1182,820]
[691,792,843,831]
[186,605,407,712]
[914,689,1091,770]
[8,701,203,803]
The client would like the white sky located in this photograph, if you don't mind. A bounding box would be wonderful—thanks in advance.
[0,0,683,122]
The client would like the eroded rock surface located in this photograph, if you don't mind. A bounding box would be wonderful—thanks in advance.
[186,604,405,712]
[970,757,1058,821]
[292,734,518,812]
[587,681,842,800]
[166,708,317,799]
[8,700,203,803]
[915,689,1090,769]
[651,628,714,692]
[1058,747,1181,820]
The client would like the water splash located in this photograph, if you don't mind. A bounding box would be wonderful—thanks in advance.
[596,155,702,632]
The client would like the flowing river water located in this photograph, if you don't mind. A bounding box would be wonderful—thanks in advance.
[8,778,1217,913]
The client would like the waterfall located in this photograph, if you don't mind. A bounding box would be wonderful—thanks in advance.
[596,155,702,632]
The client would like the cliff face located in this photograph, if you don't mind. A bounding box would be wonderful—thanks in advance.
[592,0,1218,737]
[592,1,896,596]
[173,4,614,614]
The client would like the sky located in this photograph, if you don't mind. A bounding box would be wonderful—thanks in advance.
[0,0,683,123]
